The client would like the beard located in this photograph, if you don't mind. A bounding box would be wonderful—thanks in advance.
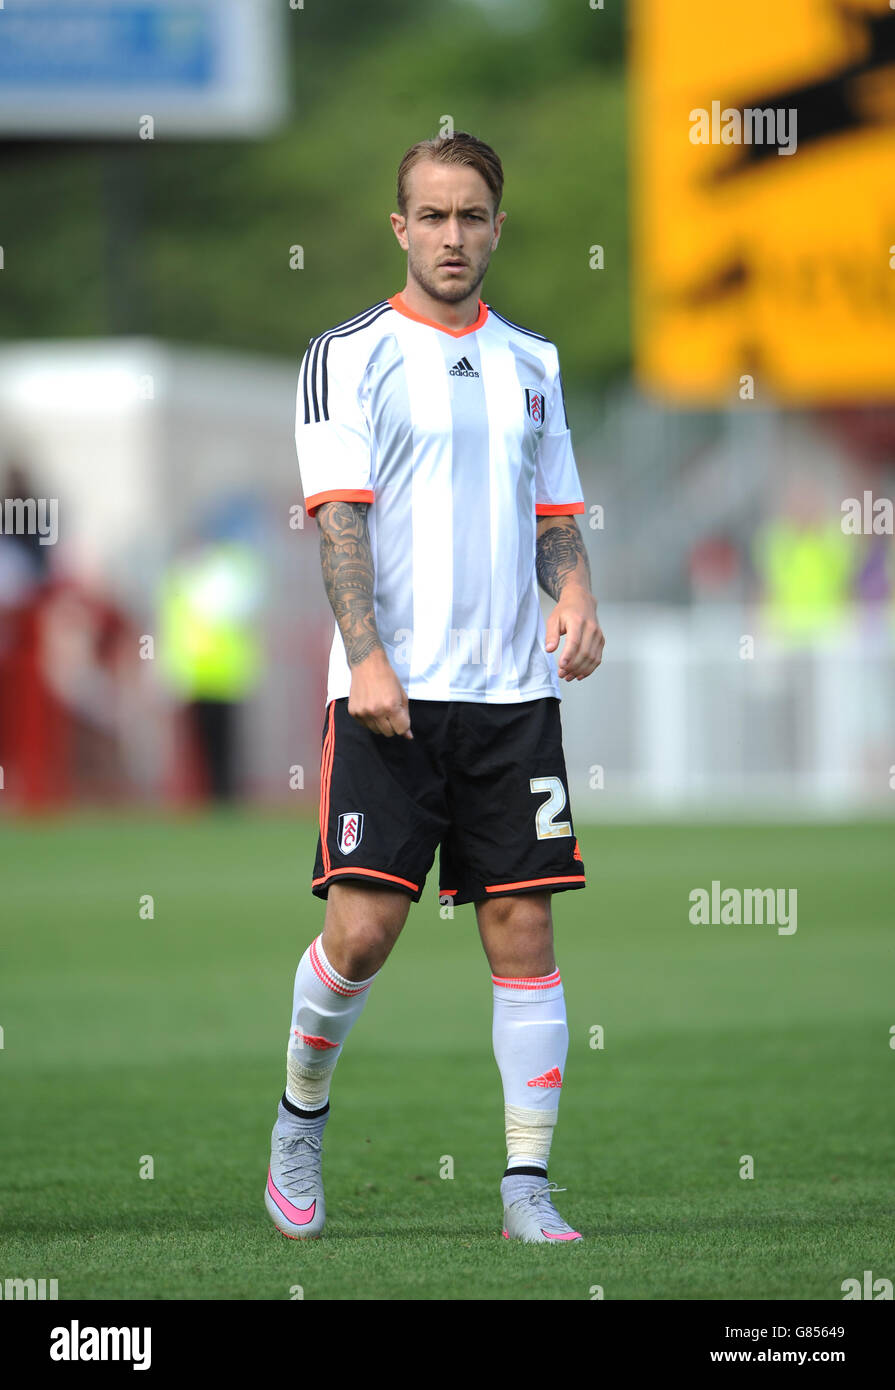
[407,243,489,304]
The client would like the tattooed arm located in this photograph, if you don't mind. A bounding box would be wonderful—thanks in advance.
[536,514,605,681]
[536,513,593,601]
[317,499,383,666]
[316,500,412,738]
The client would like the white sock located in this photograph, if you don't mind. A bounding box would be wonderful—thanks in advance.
[285,933,378,1111]
[491,968,568,1171]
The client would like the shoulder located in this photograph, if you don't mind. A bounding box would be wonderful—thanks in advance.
[483,304,560,368]
[301,299,396,377]
[305,297,394,350]
[299,300,396,422]
[483,303,555,347]
[483,302,550,342]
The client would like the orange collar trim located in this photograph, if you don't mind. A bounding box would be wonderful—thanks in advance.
[388,291,489,338]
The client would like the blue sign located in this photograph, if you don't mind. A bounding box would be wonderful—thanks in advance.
[0,0,286,137]
[0,5,214,88]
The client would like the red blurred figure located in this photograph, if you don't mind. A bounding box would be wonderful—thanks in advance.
[0,464,137,812]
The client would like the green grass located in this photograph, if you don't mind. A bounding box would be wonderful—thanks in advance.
[1,813,892,1300]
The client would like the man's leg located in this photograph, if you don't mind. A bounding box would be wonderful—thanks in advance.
[476,891,565,1172]
[476,892,581,1242]
[285,881,411,1113]
[266,882,411,1239]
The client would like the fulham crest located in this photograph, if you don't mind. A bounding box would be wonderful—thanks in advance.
[524,388,546,430]
[337,811,364,854]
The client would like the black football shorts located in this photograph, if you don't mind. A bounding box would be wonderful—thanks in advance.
[311,696,585,907]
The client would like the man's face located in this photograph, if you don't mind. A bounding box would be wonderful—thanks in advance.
[391,159,506,304]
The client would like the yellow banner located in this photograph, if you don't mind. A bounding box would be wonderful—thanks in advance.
[631,0,895,403]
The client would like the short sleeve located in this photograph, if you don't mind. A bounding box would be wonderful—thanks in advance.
[295,335,374,518]
[535,348,585,517]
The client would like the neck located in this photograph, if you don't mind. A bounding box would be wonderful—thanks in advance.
[397,279,482,331]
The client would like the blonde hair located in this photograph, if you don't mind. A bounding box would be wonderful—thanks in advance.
[396,132,504,217]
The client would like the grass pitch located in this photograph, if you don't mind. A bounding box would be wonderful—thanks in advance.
[1,813,892,1300]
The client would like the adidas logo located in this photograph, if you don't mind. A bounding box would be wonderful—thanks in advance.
[527,1066,563,1089]
[449,355,479,377]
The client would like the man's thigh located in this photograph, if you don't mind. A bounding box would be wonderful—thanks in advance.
[322,880,413,978]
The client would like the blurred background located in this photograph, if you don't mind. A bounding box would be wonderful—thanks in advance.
[2,0,894,1307]
[0,0,893,821]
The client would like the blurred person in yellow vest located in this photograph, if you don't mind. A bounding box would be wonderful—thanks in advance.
[752,472,856,643]
[160,507,265,802]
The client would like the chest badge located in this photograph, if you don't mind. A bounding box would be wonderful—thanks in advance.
[524,388,546,430]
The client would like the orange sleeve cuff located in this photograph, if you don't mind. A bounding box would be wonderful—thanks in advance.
[536,501,586,516]
[305,488,374,517]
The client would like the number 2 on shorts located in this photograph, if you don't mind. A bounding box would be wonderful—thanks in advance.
[530,775,572,839]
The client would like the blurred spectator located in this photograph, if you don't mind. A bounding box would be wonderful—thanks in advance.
[0,462,144,807]
[159,530,265,802]
[752,473,856,642]
[39,580,137,802]
[0,463,49,805]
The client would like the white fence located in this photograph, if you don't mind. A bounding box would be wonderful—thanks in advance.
[557,603,895,818]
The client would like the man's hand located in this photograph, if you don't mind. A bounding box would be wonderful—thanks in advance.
[347,648,413,739]
[544,584,605,680]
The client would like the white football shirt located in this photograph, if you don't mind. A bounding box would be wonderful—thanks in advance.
[295,291,585,705]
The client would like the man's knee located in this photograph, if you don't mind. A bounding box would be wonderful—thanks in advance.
[476,892,555,977]
[321,881,411,978]
[478,891,552,933]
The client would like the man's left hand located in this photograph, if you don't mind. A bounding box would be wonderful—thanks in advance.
[544,587,605,680]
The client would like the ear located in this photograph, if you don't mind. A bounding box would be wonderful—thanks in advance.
[492,209,507,249]
[390,212,409,250]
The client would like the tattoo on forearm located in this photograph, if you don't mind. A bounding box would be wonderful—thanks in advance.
[316,501,384,666]
[536,519,591,601]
